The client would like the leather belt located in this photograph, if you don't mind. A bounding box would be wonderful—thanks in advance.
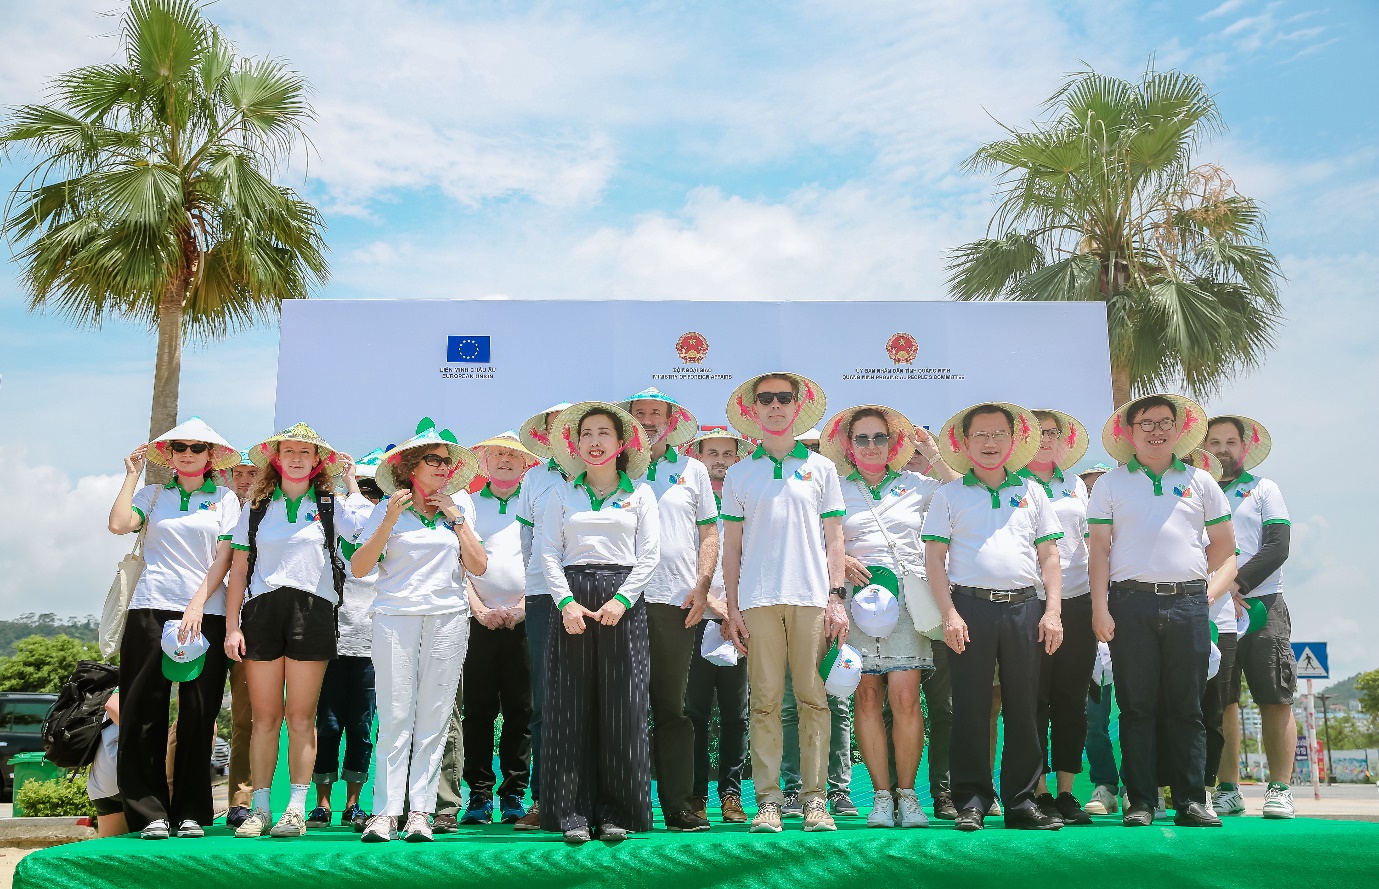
[951,584,1035,604]
[1112,580,1208,597]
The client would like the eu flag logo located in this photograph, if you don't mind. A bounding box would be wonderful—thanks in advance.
[447,336,491,363]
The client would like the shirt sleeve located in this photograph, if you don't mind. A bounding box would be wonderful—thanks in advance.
[1259,479,1290,525]
[1075,477,1090,539]
[1199,471,1232,526]
[691,461,718,525]
[819,461,846,519]
[615,486,662,607]
[719,468,744,522]
[453,491,477,527]
[1029,484,1063,544]
[356,500,390,555]
[514,481,536,528]
[217,489,241,541]
[920,486,953,544]
[1087,472,1113,525]
[131,484,156,527]
[230,501,252,551]
[540,486,574,607]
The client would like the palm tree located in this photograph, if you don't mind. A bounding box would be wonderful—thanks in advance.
[946,63,1282,407]
[1,0,327,479]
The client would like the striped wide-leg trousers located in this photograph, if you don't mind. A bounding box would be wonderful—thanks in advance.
[540,565,653,833]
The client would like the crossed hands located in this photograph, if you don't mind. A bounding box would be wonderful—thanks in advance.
[561,599,626,635]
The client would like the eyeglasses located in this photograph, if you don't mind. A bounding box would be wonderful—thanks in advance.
[1039,428,1061,439]
[755,391,796,406]
[169,442,210,454]
[851,433,890,449]
[420,454,454,468]
[1135,418,1177,432]
[966,431,1011,445]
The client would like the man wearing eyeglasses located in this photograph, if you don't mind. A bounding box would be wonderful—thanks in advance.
[1088,394,1237,828]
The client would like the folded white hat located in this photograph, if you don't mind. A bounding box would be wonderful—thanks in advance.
[1208,641,1222,680]
[160,620,210,682]
[700,621,739,667]
[820,642,863,698]
[851,583,899,639]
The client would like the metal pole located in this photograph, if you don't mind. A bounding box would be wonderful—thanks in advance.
[1306,679,1321,800]
[1317,693,1334,785]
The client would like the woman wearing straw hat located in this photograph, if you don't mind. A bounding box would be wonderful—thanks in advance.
[348,420,486,843]
[216,423,368,840]
[108,418,241,840]
[537,401,660,843]
[821,405,957,829]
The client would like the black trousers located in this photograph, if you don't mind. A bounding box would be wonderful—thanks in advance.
[118,608,227,831]
[540,566,653,833]
[948,594,1043,815]
[313,656,376,783]
[1037,594,1098,775]
[647,603,697,814]
[921,644,953,797]
[462,619,532,801]
[686,621,750,800]
[1202,629,1237,787]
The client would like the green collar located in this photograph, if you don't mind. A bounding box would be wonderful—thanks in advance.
[847,467,900,500]
[1128,455,1186,497]
[1016,465,1064,499]
[1222,469,1255,494]
[962,468,1023,509]
[273,485,316,523]
[646,446,679,481]
[714,491,722,510]
[751,441,809,480]
[479,481,522,514]
[164,476,217,512]
[407,505,447,530]
[573,471,635,511]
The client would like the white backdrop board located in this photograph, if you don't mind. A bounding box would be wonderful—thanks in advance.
[275,299,1113,464]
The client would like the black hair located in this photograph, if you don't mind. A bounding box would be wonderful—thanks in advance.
[1208,416,1246,439]
[847,407,889,438]
[1127,395,1177,425]
[962,404,1014,437]
[580,408,632,473]
[1032,410,1062,432]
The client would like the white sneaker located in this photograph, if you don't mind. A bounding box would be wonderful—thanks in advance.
[176,819,204,838]
[895,789,929,828]
[1203,791,1217,818]
[1212,785,1246,816]
[1084,785,1118,815]
[1262,783,1296,820]
[1155,791,1167,816]
[362,814,396,843]
[140,819,170,840]
[269,809,307,838]
[987,798,1003,817]
[403,811,433,842]
[867,790,895,828]
[234,810,271,838]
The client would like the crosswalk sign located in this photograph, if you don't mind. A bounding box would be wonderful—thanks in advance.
[1291,642,1328,679]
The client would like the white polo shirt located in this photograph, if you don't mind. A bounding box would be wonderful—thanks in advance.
[514,460,569,599]
[336,503,380,658]
[538,472,661,609]
[470,481,527,610]
[720,442,846,610]
[1018,467,1091,599]
[1087,457,1232,583]
[131,479,241,615]
[840,469,942,578]
[708,493,728,600]
[643,449,719,607]
[356,492,476,616]
[920,470,1062,590]
[230,487,373,603]
[1223,471,1290,599]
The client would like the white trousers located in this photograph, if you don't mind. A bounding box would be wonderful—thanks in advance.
[371,611,470,816]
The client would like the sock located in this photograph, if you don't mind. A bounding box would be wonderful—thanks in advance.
[288,783,310,814]
[252,788,271,815]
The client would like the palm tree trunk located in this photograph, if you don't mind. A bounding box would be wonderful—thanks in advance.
[1111,361,1132,413]
[145,272,189,486]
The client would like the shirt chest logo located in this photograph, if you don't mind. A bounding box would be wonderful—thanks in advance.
[667,474,686,486]
[611,501,629,510]
[198,501,218,511]
[1234,488,1253,499]
[1059,489,1075,500]
[793,469,813,482]
[890,486,909,498]
[1172,486,1193,499]
[304,511,319,523]
[1009,495,1030,509]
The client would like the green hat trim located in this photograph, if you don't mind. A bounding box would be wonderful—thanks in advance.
[819,641,841,681]
[162,652,206,683]
[1210,622,1219,644]
[864,565,900,599]
[1243,598,1268,634]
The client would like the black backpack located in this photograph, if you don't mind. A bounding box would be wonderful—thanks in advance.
[41,660,119,768]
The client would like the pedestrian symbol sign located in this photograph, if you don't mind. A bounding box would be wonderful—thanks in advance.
[1291,642,1328,679]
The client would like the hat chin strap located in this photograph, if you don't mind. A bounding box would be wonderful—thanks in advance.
[584,444,627,467]
[755,400,805,438]
[853,458,889,474]
[969,439,1016,472]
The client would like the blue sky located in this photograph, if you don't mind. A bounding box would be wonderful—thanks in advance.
[1,0,1376,681]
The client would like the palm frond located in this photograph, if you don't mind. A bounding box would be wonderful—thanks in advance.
[945,234,1044,301]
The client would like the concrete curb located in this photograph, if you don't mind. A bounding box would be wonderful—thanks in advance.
[0,817,96,848]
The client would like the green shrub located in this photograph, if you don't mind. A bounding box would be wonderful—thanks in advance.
[16,773,96,818]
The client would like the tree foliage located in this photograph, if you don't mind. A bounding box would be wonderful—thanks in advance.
[0,635,103,693]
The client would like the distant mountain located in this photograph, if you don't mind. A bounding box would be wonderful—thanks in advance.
[0,613,99,657]
[1319,673,1364,708]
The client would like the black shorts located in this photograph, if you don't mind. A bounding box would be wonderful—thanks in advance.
[1232,594,1296,706]
[241,587,337,662]
[92,795,123,817]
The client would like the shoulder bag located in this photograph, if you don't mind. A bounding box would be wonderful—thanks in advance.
[98,485,162,658]
[853,478,944,640]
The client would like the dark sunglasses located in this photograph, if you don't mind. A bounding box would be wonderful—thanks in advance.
[421,454,454,468]
[852,433,890,449]
[169,442,210,454]
[754,391,797,406]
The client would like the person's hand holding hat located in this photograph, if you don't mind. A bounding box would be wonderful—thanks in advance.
[843,555,872,588]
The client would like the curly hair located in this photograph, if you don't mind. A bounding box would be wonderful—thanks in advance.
[388,445,451,491]
[246,443,334,508]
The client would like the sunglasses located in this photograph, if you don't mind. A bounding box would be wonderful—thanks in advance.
[169,442,210,454]
[851,433,890,449]
[420,454,454,468]
[754,391,797,406]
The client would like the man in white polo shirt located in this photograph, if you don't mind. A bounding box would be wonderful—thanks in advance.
[720,371,848,834]
[921,402,1065,832]
[621,387,718,833]
[1205,414,1297,819]
[1088,394,1237,828]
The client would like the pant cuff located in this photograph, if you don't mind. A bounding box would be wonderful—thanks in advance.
[340,769,368,784]
[312,772,338,785]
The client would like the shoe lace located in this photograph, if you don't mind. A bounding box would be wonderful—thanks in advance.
[758,802,780,817]
[898,793,921,814]
[805,799,829,818]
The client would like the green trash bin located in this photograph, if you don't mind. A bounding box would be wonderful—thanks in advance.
[10,752,66,816]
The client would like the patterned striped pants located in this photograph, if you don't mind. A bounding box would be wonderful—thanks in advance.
[540,565,653,833]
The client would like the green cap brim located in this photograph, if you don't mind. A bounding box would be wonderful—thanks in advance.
[162,652,206,683]
[863,565,900,598]
[819,641,840,682]
[1210,622,1219,644]
[1245,598,1268,634]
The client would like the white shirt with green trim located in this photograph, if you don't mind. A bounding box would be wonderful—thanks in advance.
[470,482,527,610]
[131,479,241,615]
[1086,457,1232,583]
[1223,471,1290,599]
[230,488,372,604]
[643,449,719,607]
[538,472,661,609]
[356,492,476,616]
[920,469,1063,590]
[1018,467,1091,599]
[514,460,568,600]
[840,469,941,578]
[719,442,846,610]
[336,503,380,657]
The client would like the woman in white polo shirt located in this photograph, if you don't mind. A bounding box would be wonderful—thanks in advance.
[821,405,958,829]
[108,418,241,840]
[350,420,486,843]
[538,402,659,844]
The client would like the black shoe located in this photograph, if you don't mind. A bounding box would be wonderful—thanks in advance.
[459,798,492,825]
[1034,793,1065,826]
[1173,801,1222,827]
[432,813,460,834]
[665,810,711,832]
[226,806,251,829]
[1054,792,1093,826]
[1005,806,1063,830]
[954,807,985,832]
[306,806,333,828]
[597,823,628,842]
[563,826,591,844]
[932,793,958,821]
[829,793,859,816]
[1123,802,1155,827]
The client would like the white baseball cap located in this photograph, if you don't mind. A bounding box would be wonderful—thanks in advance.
[1207,641,1222,680]
[700,621,740,667]
[851,583,899,639]
[160,620,210,682]
[820,641,863,697]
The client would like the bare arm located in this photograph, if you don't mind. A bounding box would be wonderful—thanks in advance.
[178,540,234,642]
[1036,539,1063,655]
[223,550,249,661]
[722,520,748,654]
[108,446,148,534]
[823,515,848,642]
[352,492,409,578]
[683,521,719,627]
[1089,524,1114,642]
[925,539,967,653]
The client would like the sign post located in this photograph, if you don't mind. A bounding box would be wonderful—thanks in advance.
[1292,643,1329,801]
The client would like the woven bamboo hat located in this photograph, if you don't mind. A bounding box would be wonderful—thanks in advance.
[1028,409,1090,472]
[619,387,700,449]
[519,402,574,460]
[937,402,1041,474]
[726,371,826,440]
[249,422,343,480]
[377,418,480,496]
[550,402,651,480]
[1102,394,1208,465]
[1206,414,1272,471]
[147,418,240,471]
[820,405,917,475]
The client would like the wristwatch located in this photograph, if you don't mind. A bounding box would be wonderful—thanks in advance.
[829,586,846,599]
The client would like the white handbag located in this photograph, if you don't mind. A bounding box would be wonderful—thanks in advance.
[854,479,944,640]
[98,486,160,658]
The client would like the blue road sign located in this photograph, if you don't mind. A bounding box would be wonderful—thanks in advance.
[1291,642,1328,679]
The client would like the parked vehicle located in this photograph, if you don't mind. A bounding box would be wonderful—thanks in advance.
[0,693,59,799]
